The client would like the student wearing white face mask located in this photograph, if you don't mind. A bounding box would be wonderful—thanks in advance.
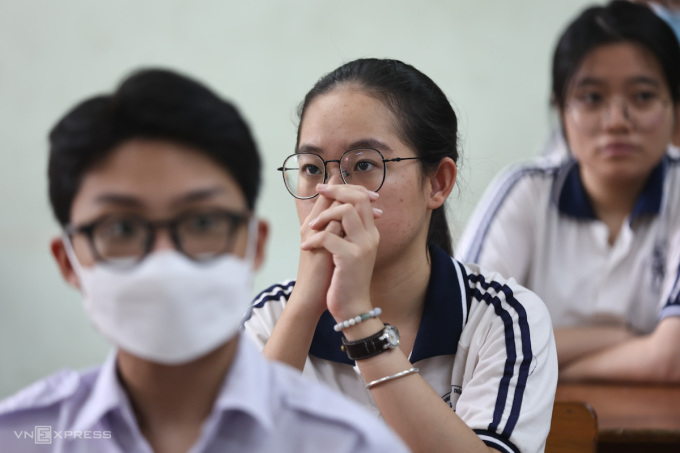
[0,69,409,453]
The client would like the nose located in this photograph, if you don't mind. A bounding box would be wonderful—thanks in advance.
[151,227,176,252]
[325,161,345,185]
[602,97,632,130]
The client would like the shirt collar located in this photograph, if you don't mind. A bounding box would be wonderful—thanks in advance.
[72,337,275,434]
[309,245,466,365]
[210,336,274,431]
[72,350,137,433]
[554,156,667,222]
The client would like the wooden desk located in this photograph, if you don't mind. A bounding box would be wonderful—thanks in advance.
[556,383,680,453]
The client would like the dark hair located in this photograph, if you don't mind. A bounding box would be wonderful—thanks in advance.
[296,58,459,256]
[48,68,261,226]
[552,0,680,110]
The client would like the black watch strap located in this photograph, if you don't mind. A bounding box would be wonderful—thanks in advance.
[341,324,400,361]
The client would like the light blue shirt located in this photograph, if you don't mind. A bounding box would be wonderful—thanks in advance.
[0,336,409,453]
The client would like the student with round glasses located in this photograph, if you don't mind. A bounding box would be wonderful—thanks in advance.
[244,58,558,453]
[0,69,410,453]
[457,0,680,383]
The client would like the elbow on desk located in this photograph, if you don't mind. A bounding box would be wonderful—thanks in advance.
[651,350,680,383]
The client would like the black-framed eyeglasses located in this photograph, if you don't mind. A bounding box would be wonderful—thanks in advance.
[277,148,423,199]
[65,209,250,268]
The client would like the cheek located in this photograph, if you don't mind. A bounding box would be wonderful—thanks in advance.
[563,119,588,157]
[295,199,314,225]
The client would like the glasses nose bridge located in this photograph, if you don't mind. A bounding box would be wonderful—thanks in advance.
[323,158,346,184]
[147,219,180,252]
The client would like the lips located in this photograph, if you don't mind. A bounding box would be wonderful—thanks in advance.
[600,142,638,157]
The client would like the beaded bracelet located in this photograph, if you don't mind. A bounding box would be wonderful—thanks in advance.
[333,307,382,332]
[366,367,420,390]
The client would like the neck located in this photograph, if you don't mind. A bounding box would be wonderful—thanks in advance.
[370,239,431,331]
[117,337,238,430]
[580,168,647,243]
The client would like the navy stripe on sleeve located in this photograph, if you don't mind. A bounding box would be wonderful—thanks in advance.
[660,261,680,319]
[242,280,295,324]
[467,273,532,439]
[474,429,520,453]
[465,164,558,263]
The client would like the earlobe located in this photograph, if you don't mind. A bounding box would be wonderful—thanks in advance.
[427,157,457,209]
[50,237,81,290]
[253,219,269,271]
[673,104,680,148]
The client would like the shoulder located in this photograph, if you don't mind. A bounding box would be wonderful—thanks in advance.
[483,156,563,199]
[242,280,296,347]
[0,367,98,430]
[459,261,553,329]
[251,279,296,309]
[266,360,408,451]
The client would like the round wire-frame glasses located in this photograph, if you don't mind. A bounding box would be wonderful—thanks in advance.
[277,148,422,199]
[566,92,670,132]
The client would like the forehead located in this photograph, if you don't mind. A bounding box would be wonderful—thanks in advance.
[298,86,404,154]
[71,139,247,218]
[569,42,667,90]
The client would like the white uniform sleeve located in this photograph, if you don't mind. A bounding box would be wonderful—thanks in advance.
[456,163,547,285]
[242,281,292,350]
[660,230,680,319]
[456,267,558,453]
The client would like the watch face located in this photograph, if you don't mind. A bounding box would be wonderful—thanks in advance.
[385,325,400,348]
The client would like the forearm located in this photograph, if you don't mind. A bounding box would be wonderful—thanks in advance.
[360,352,493,453]
[345,321,492,453]
[262,297,322,371]
[555,325,635,368]
[559,318,680,383]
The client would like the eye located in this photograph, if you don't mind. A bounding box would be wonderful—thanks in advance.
[97,217,144,241]
[631,90,658,105]
[577,91,604,107]
[301,163,323,177]
[185,213,223,233]
[354,159,380,172]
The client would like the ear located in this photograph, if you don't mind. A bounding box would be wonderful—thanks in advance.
[672,103,680,148]
[253,219,269,271]
[426,157,457,210]
[50,236,81,290]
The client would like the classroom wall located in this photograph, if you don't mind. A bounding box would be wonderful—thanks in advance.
[0,0,593,398]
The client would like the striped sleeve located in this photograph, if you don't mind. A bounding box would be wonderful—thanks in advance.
[455,160,558,283]
[457,265,558,453]
[660,256,680,320]
[241,280,295,349]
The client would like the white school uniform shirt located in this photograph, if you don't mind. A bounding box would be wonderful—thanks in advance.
[243,246,558,453]
[0,335,409,453]
[456,152,680,332]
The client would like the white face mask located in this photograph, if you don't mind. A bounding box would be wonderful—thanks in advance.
[64,219,257,365]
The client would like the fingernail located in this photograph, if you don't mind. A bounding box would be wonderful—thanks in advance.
[317,184,328,190]
[367,191,379,200]
[309,218,318,227]
[373,208,383,216]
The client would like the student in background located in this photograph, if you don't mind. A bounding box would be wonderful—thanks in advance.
[244,58,557,453]
[0,68,408,453]
[457,1,680,383]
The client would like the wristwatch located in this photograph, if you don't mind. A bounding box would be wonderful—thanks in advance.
[341,324,400,361]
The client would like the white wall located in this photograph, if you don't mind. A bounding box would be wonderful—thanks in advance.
[0,0,594,398]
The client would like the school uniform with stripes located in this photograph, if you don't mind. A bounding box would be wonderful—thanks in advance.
[243,246,558,453]
[456,151,680,332]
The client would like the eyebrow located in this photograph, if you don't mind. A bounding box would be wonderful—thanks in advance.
[171,187,227,207]
[93,187,228,209]
[573,76,662,88]
[297,138,394,155]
